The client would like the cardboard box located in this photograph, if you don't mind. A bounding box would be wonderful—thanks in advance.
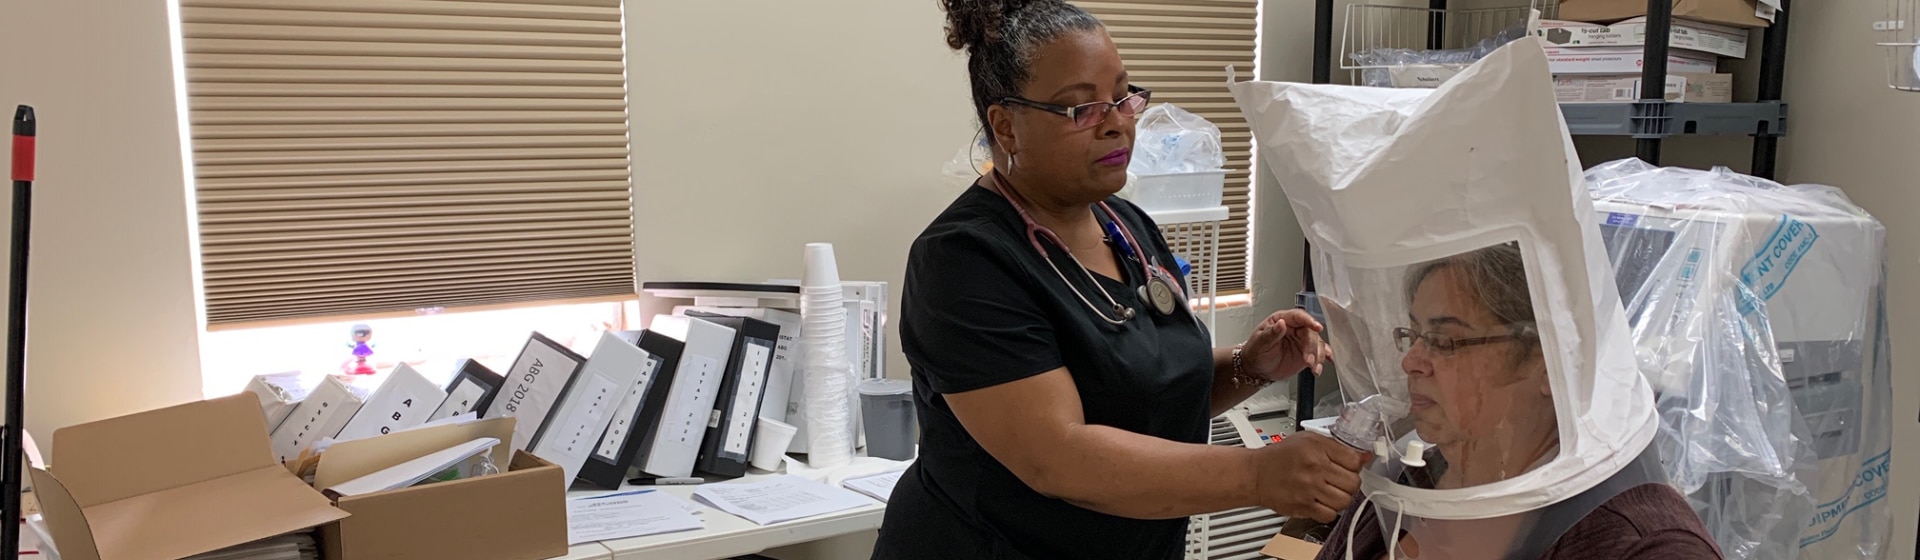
[1538,17,1750,58]
[315,417,567,560]
[1263,534,1324,560]
[1555,72,1733,103]
[1544,45,1718,75]
[1557,0,1773,29]
[27,395,347,560]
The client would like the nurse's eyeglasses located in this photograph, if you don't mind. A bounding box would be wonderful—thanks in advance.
[1001,85,1152,130]
[1393,326,1536,355]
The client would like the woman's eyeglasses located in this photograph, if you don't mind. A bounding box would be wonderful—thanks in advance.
[1393,327,1528,355]
[1001,85,1152,130]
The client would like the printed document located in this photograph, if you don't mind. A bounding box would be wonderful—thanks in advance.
[691,475,870,526]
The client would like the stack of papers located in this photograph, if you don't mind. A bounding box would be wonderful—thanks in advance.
[184,532,319,560]
[841,470,904,503]
[567,490,703,544]
[691,475,872,526]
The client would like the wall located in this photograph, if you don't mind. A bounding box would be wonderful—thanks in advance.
[1771,5,1920,559]
[625,0,1302,370]
[0,0,207,456]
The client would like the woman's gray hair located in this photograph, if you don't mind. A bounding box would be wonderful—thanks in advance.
[1404,242,1541,365]
[940,0,1103,145]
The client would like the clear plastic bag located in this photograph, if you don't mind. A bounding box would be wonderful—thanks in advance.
[1587,159,1893,560]
[1350,24,1531,88]
[1127,103,1225,175]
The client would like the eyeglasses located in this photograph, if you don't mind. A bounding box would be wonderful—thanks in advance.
[1001,85,1152,130]
[1393,327,1530,355]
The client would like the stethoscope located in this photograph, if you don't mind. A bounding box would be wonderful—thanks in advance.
[985,170,1187,325]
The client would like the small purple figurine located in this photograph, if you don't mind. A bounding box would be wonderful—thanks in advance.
[344,323,376,376]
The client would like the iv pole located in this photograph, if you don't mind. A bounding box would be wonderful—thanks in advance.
[3,105,36,560]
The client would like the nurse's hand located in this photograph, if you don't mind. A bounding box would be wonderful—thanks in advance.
[1243,308,1332,381]
[1251,432,1369,523]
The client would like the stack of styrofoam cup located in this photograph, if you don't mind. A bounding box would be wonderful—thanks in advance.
[801,243,854,468]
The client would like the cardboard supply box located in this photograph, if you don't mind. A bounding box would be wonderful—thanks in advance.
[1558,0,1773,29]
[1555,72,1734,103]
[1544,45,1718,75]
[315,416,568,560]
[1263,533,1325,560]
[27,395,348,560]
[1538,17,1750,58]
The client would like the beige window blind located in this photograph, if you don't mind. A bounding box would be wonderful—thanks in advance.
[179,0,637,326]
[1075,0,1256,293]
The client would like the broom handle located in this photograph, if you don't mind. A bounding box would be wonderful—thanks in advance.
[3,105,37,560]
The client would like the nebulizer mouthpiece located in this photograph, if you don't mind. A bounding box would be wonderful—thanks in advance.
[1331,394,1409,453]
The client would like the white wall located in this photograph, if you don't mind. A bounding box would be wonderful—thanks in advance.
[625,0,1306,369]
[0,0,206,456]
[1772,6,1920,558]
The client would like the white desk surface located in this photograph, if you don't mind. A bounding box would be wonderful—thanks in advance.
[554,543,614,560]
[571,473,887,560]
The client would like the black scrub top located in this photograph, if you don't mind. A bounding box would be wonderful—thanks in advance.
[872,185,1216,560]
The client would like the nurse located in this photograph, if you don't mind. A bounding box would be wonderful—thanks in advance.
[872,1,1371,559]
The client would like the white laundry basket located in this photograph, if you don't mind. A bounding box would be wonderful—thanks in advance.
[1128,170,1226,214]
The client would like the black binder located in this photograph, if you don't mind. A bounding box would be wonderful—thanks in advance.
[578,330,683,489]
[687,313,780,478]
[427,359,506,422]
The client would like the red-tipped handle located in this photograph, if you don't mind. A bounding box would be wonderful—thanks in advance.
[12,106,33,183]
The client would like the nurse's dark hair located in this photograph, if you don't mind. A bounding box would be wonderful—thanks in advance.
[1404,242,1541,368]
[940,0,1103,145]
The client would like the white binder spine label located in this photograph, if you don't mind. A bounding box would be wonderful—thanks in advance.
[722,343,773,457]
[549,373,614,456]
[431,379,489,422]
[596,356,659,462]
[487,340,584,450]
[335,364,447,441]
[666,354,720,452]
[269,378,363,463]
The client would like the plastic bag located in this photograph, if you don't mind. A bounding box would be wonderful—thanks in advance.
[1350,24,1531,88]
[1587,159,1893,560]
[1128,103,1224,175]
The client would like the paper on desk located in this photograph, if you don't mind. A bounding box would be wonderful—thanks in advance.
[567,490,703,544]
[692,475,871,526]
[841,469,903,503]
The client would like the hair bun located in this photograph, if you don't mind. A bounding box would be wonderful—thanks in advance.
[941,0,1041,51]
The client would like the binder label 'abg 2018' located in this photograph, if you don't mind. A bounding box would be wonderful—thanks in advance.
[484,333,587,451]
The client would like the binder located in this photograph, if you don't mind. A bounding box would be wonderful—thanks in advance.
[335,364,448,441]
[269,375,368,464]
[427,359,506,422]
[243,371,312,433]
[483,332,588,451]
[674,307,800,424]
[686,313,779,477]
[529,331,654,482]
[633,315,736,478]
[579,330,682,489]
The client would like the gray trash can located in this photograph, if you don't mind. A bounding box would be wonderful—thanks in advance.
[858,379,916,461]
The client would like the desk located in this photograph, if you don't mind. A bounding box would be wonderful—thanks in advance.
[555,543,614,560]
[575,473,887,560]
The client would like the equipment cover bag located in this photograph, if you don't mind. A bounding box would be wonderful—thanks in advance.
[1230,41,1660,559]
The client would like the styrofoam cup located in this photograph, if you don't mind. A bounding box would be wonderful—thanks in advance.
[751,417,799,471]
[803,243,842,288]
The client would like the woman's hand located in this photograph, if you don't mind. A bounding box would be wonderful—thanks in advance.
[1242,308,1332,382]
[1250,432,1369,522]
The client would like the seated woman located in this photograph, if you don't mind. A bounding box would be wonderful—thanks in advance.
[1316,243,1723,560]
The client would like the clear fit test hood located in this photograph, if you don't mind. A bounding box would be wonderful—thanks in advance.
[1230,41,1659,559]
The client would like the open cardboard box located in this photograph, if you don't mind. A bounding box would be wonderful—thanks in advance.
[314,416,567,560]
[1557,0,1772,28]
[27,395,347,560]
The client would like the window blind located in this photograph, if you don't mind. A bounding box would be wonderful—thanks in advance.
[1075,0,1257,293]
[179,0,636,326]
